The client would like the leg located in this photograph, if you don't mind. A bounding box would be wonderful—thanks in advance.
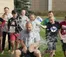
[0,37,2,51]
[50,50,54,57]
[15,33,20,49]
[8,33,11,50]
[53,50,56,56]
[15,39,20,49]
[48,42,56,57]
[0,28,2,51]
[10,33,16,54]
[41,49,50,56]
[63,51,66,57]
[62,43,66,57]
[52,43,56,56]
[1,32,6,54]
[11,40,15,54]
[15,50,21,57]
[34,50,41,57]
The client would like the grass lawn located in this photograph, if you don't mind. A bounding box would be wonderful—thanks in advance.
[0,28,64,57]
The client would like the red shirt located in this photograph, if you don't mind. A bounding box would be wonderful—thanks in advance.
[60,21,66,35]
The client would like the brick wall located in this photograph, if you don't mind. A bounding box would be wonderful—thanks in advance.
[52,0,66,11]
[30,0,48,12]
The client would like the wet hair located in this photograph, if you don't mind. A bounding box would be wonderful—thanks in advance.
[4,7,9,10]
[12,10,17,14]
[48,11,53,13]
[29,13,36,17]
[26,21,32,25]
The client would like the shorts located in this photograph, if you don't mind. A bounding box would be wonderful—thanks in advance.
[47,41,56,50]
[61,35,66,51]
[61,41,66,51]
[19,47,36,57]
[10,33,19,41]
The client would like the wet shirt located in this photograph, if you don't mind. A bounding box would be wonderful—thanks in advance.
[60,21,66,35]
[19,30,40,48]
[30,20,40,32]
[46,21,60,42]
[8,18,17,33]
[18,15,29,30]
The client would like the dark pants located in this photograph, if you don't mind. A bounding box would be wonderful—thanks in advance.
[19,47,36,57]
[2,31,11,51]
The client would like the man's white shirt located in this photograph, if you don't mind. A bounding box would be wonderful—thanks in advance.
[19,30,40,48]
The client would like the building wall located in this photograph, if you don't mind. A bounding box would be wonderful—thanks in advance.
[0,0,14,16]
[30,0,48,12]
[52,0,66,11]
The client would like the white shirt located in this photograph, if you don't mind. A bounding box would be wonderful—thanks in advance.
[18,15,29,30]
[30,20,40,33]
[19,30,40,48]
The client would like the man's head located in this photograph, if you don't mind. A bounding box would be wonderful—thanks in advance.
[12,10,17,18]
[29,13,36,21]
[21,9,26,16]
[48,11,54,18]
[26,22,32,32]
[4,7,9,14]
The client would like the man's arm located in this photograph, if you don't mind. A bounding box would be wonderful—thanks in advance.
[20,40,26,48]
[39,24,47,29]
[19,31,27,53]
[59,29,63,40]
[20,40,27,53]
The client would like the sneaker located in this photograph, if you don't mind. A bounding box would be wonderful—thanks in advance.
[1,51,4,54]
[11,51,14,55]
[8,50,11,53]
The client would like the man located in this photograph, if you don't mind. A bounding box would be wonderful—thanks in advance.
[59,16,66,57]
[43,17,60,57]
[41,11,55,25]
[2,7,12,54]
[18,9,29,30]
[15,22,41,57]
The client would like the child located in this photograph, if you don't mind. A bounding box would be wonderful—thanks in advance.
[8,10,19,54]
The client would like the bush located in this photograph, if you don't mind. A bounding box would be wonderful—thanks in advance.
[32,11,66,17]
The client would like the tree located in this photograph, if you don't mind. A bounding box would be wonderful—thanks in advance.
[14,0,31,13]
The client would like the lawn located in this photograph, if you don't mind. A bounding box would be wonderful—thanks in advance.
[0,28,64,57]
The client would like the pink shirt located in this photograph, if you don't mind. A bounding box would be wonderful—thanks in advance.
[60,21,66,35]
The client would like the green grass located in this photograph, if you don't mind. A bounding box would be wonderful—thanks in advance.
[0,28,64,57]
